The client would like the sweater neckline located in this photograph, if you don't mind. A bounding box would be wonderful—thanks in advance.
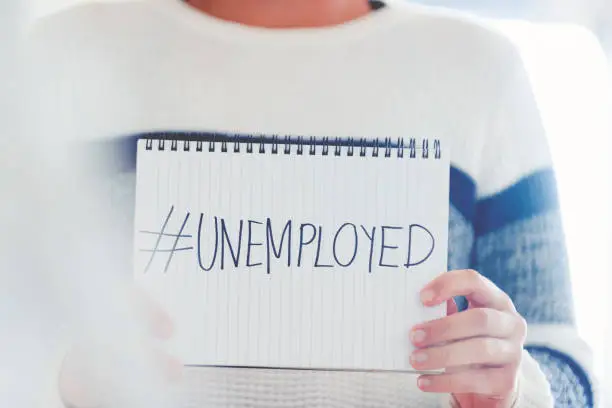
[149,0,403,46]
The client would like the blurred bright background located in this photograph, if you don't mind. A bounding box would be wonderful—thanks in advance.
[11,0,612,406]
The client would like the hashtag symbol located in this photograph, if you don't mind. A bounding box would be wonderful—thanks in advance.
[139,206,193,273]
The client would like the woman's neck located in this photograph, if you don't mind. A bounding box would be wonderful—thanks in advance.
[185,0,374,28]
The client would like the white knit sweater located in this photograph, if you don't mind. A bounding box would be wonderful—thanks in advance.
[24,0,591,406]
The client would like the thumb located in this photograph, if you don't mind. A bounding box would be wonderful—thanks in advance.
[131,286,174,339]
[153,348,184,383]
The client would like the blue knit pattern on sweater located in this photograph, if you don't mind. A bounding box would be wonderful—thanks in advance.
[449,166,592,407]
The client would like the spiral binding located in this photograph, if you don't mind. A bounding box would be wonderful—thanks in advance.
[143,134,442,159]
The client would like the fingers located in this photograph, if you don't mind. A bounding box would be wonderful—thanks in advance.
[59,346,107,408]
[58,288,178,408]
[130,288,182,380]
[131,286,174,339]
[421,269,515,312]
[411,308,526,348]
[59,344,183,408]
[152,348,184,382]
[416,270,524,403]
[418,365,519,397]
[410,337,521,370]
[447,298,458,316]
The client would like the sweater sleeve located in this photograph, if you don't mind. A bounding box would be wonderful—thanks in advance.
[468,43,596,407]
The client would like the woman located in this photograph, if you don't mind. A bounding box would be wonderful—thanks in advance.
[27,0,593,406]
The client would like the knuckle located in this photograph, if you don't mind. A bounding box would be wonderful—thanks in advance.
[503,342,523,365]
[473,308,493,331]
[495,370,517,395]
[500,292,515,310]
[433,320,450,342]
[435,346,451,366]
[512,345,524,363]
[446,373,465,392]
[482,338,500,358]
[465,269,481,282]
[516,315,528,338]
[498,339,515,359]
[474,370,495,394]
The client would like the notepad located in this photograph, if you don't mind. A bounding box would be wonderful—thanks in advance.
[133,133,449,372]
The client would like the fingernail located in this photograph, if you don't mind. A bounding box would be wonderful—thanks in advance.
[420,290,435,304]
[411,329,427,344]
[418,377,431,389]
[412,352,428,363]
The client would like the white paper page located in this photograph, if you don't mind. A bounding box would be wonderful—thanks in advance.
[134,137,449,372]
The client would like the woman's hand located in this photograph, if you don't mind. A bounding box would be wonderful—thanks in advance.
[411,269,527,408]
[58,287,182,408]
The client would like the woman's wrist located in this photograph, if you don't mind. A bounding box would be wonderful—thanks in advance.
[446,374,520,408]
